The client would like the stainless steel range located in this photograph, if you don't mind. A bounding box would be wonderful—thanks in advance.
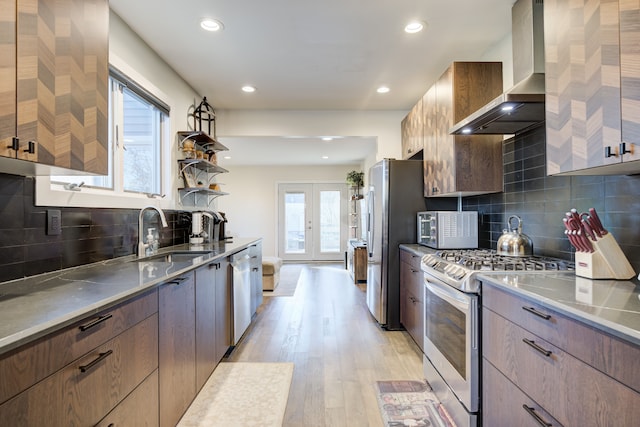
[420,249,573,427]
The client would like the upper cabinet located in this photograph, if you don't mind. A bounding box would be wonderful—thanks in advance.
[423,62,504,197]
[545,0,640,175]
[0,0,109,175]
[401,98,424,159]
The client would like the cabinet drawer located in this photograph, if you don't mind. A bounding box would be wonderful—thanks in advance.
[483,308,640,426]
[96,369,159,427]
[400,249,423,270]
[401,287,424,352]
[400,261,423,302]
[0,289,158,404]
[482,283,640,393]
[483,359,562,427]
[0,313,158,426]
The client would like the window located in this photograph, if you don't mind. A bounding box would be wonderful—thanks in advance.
[51,66,169,198]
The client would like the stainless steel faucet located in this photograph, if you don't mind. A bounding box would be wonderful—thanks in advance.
[138,206,168,257]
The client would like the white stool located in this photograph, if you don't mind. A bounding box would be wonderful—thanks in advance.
[262,257,283,291]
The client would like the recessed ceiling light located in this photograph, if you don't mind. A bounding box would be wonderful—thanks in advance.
[322,137,333,141]
[377,86,390,94]
[223,155,232,159]
[322,156,329,159]
[201,18,224,32]
[501,105,514,111]
[404,21,425,34]
[461,128,472,134]
[241,85,256,93]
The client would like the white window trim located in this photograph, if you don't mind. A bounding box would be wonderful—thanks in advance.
[35,53,176,211]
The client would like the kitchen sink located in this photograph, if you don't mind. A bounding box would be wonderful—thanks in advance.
[131,251,214,263]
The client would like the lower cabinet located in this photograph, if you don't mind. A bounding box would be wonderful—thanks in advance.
[482,283,640,426]
[96,370,159,427]
[195,260,231,391]
[195,264,217,392]
[159,273,196,427]
[399,248,424,352]
[249,241,263,315]
[215,258,232,363]
[0,311,158,426]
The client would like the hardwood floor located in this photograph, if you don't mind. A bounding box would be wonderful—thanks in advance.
[226,263,424,426]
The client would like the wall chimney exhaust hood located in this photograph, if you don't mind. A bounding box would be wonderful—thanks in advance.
[450,0,545,136]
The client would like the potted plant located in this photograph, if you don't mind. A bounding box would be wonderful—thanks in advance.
[346,170,364,199]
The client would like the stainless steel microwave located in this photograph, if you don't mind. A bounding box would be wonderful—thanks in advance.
[417,211,478,249]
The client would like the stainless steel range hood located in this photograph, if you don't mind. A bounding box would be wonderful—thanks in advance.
[450,0,545,135]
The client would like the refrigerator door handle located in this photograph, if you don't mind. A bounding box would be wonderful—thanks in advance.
[367,189,374,257]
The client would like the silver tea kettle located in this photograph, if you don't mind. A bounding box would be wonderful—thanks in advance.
[497,215,533,256]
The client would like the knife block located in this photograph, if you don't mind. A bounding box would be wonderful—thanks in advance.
[574,233,635,280]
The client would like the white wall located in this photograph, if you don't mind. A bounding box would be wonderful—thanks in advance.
[217,164,358,257]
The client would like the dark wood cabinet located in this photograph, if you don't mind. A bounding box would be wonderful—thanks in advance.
[215,258,232,363]
[482,283,640,426]
[401,98,424,159]
[195,264,217,391]
[399,248,424,352]
[159,273,196,427]
[0,305,158,426]
[0,290,158,407]
[2,0,109,173]
[423,62,503,197]
[545,0,640,175]
[96,370,159,427]
[249,241,263,315]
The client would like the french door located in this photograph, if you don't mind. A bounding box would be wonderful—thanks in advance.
[277,183,348,261]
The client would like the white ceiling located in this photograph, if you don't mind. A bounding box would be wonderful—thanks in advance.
[110,0,516,166]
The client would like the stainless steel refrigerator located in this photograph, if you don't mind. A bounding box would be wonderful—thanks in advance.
[365,159,427,330]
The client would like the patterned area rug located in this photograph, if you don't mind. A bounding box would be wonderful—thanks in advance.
[178,362,294,426]
[376,380,457,427]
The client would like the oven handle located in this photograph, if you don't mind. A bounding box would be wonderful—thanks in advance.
[425,278,470,312]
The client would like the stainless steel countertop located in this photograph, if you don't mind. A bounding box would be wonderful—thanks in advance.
[0,238,261,356]
[478,272,640,347]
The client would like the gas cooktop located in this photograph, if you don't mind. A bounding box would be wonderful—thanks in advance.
[421,249,574,294]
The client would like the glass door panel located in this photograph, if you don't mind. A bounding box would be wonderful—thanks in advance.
[284,191,307,254]
[278,183,347,261]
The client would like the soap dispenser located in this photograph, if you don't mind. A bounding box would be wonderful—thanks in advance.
[146,228,156,255]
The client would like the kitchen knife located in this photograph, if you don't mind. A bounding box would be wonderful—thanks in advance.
[580,218,597,241]
[563,218,586,252]
[588,208,608,236]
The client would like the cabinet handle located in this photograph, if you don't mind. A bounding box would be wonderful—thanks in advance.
[23,140,36,154]
[209,262,218,270]
[168,277,187,285]
[8,136,19,151]
[522,306,551,320]
[252,267,259,272]
[78,350,113,373]
[522,338,552,357]
[620,142,633,155]
[522,404,553,426]
[79,314,113,332]
[604,146,618,158]
[410,268,420,274]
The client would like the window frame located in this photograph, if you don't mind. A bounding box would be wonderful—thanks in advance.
[36,55,175,210]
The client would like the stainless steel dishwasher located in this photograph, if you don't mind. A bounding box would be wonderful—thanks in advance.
[230,248,252,345]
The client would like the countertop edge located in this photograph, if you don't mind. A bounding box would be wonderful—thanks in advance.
[0,238,262,357]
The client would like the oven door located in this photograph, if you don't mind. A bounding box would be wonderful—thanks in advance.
[423,274,479,413]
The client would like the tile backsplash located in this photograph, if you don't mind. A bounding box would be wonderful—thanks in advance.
[0,174,190,283]
[464,124,640,273]
[1,123,639,283]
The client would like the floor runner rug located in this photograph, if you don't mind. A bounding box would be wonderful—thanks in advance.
[376,380,457,427]
[178,362,294,426]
